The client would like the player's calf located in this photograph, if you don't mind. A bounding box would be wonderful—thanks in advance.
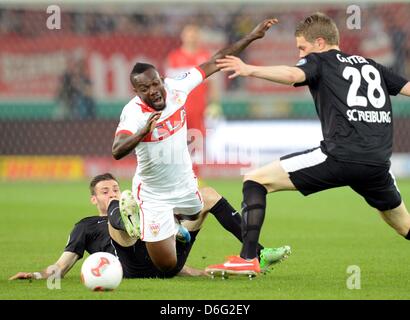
[379,202,410,238]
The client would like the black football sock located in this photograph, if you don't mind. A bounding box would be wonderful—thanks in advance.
[240,180,267,260]
[209,197,242,242]
[405,229,410,240]
[209,197,264,256]
[107,200,126,231]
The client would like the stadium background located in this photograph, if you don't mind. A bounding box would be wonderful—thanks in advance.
[1,0,410,300]
[1,0,409,180]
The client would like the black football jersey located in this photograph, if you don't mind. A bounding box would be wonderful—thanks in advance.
[64,216,115,258]
[295,49,408,166]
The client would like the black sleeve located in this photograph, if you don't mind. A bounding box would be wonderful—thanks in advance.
[64,222,87,259]
[373,61,408,96]
[293,54,321,87]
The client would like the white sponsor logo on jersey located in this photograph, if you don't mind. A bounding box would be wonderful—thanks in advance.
[173,72,190,80]
[346,109,391,123]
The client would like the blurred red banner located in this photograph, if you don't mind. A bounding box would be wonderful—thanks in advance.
[0,34,178,99]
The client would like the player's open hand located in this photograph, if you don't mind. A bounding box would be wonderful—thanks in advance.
[9,272,34,280]
[249,18,278,40]
[216,55,250,79]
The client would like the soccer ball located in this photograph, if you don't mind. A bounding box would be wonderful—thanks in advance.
[81,252,123,291]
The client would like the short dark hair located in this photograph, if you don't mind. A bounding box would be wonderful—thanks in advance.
[130,62,156,86]
[89,173,118,195]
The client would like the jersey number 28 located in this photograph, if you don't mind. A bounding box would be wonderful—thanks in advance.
[343,65,386,109]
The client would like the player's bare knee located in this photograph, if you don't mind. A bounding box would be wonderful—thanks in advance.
[156,259,177,272]
[200,186,222,209]
[151,251,177,272]
[243,174,255,183]
[244,175,279,194]
[243,174,266,187]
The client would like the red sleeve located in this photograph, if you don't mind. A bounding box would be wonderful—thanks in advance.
[115,130,133,136]
[195,66,206,80]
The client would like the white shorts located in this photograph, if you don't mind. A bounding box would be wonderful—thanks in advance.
[134,189,204,242]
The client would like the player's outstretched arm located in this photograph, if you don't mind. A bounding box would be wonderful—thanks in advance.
[112,111,161,160]
[216,55,306,85]
[9,252,79,280]
[400,82,410,96]
[199,18,278,79]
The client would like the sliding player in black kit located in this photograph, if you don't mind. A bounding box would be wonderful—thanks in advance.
[9,173,118,280]
[10,173,289,280]
[107,187,290,278]
[206,12,410,276]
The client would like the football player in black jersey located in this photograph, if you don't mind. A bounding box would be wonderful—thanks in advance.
[9,173,119,280]
[206,12,410,276]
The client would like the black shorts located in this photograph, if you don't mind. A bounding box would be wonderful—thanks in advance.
[111,230,198,279]
[280,147,402,211]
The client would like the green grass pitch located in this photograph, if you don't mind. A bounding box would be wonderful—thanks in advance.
[1,178,410,300]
